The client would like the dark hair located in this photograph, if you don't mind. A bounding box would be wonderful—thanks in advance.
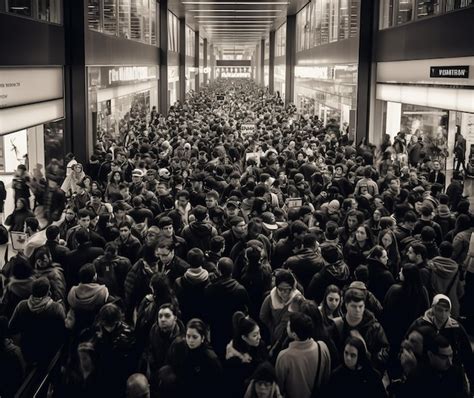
[187,248,205,268]
[25,217,39,232]
[210,235,225,253]
[400,263,424,298]
[78,208,91,219]
[79,263,96,283]
[118,221,132,230]
[158,302,179,316]
[299,299,330,341]
[288,312,313,340]
[410,243,427,260]
[321,285,342,318]
[186,318,210,344]
[217,257,233,278]
[344,336,371,370]
[98,303,122,327]
[421,226,436,242]
[403,211,417,223]
[439,241,453,258]
[344,287,366,304]
[426,333,451,355]
[232,311,259,351]
[12,255,33,279]
[75,228,90,245]
[275,269,296,287]
[46,225,60,241]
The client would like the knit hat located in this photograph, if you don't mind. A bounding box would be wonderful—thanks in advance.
[437,204,450,218]
[432,294,451,310]
[321,245,340,264]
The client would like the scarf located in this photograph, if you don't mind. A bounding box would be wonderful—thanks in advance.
[269,286,301,310]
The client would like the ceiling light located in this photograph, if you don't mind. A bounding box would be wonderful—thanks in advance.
[188,9,281,12]
[183,2,289,4]
[195,15,278,18]
[198,21,273,24]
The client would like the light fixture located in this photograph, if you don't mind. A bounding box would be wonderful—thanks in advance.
[188,9,281,12]
[195,15,278,18]
[183,1,289,4]
[198,21,273,24]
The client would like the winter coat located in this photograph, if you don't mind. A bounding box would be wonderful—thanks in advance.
[9,296,66,364]
[174,268,210,323]
[367,258,395,303]
[429,256,464,317]
[453,228,474,265]
[93,254,131,298]
[5,207,35,232]
[181,221,218,251]
[322,364,387,398]
[0,277,34,319]
[65,243,105,289]
[284,248,325,291]
[43,240,70,266]
[35,264,66,302]
[0,339,25,398]
[343,239,373,272]
[307,260,351,304]
[114,235,142,264]
[330,311,389,372]
[205,277,250,356]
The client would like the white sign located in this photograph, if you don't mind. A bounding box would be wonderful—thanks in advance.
[108,66,156,85]
[0,67,63,109]
[203,67,211,74]
[241,124,255,136]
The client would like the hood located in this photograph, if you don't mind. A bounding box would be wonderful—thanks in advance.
[325,260,350,281]
[27,296,53,313]
[8,277,34,298]
[430,256,459,279]
[35,266,63,279]
[189,221,213,237]
[184,267,209,285]
[212,277,241,291]
[421,308,459,329]
[367,257,388,272]
[68,283,109,309]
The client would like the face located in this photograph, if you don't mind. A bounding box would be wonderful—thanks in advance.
[113,172,121,182]
[16,199,24,209]
[158,308,177,331]
[326,292,341,311]
[374,198,384,209]
[242,326,261,347]
[407,331,424,357]
[254,381,273,398]
[433,161,441,171]
[186,327,204,350]
[156,247,174,263]
[276,282,293,302]
[205,197,217,208]
[381,232,392,248]
[407,246,417,262]
[355,227,367,242]
[233,221,247,235]
[146,230,159,246]
[132,175,141,184]
[35,254,50,268]
[79,216,91,229]
[433,304,450,325]
[119,226,131,240]
[347,215,359,230]
[389,179,400,191]
[344,344,358,370]
[373,210,381,222]
[379,249,388,265]
[346,300,365,322]
[226,205,239,218]
[65,210,75,220]
[161,225,174,238]
[177,197,188,207]
[430,345,453,372]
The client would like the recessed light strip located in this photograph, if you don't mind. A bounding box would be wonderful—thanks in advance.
[188,9,281,12]
[183,2,289,4]
[195,15,278,18]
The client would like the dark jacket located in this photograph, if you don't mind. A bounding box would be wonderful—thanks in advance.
[93,254,131,298]
[34,264,66,302]
[9,296,66,365]
[65,243,105,289]
[5,207,35,232]
[284,248,325,292]
[307,260,351,304]
[43,240,71,265]
[0,277,34,319]
[413,220,443,245]
[181,221,217,251]
[114,234,142,264]
[205,277,250,356]
[174,269,210,323]
[0,339,25,398]
[367,258,395,303]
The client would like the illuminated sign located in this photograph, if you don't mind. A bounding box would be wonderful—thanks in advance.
[430,65,469,78]
[107,66,157,85]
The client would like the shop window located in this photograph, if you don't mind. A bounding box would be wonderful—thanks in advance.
[118,0,131,38]
[168,11,179,52]
[380,0,395,28]
[339,0,350,40]
[349,0,360,37]
[7,0,32,17]
[329,0,339,42]
[37,0,61,23]
[312,0,323,47]
[130,0,141,41]
[186,26,195,57]
[397,0,414,25]
[446,0,474,10]
[320,0,330,45]
[416,0,441,18]
[142,0,151,43]
[151,0,157,45]
[88,0,101,30]
[103,0,117,35]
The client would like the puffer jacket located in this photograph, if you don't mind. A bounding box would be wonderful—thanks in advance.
[307,260,351,304]
[429,256,463,317]
[35,264,66,302]
[181,221,217,251]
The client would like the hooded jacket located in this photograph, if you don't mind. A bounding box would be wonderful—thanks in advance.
[307,260,351,303]
[284,247,325,291]
[35,264,66,302]
[67,283,109,311]
[1,277,34,319]
[181,221,217,251]
[429,256,463,317]
[367,258,395,303]
[174,267,210,323]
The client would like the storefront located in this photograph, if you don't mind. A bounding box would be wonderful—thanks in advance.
[0,66,65,214]
[373,57,474,170]
[215,67,252,79]
[168,65,179,106]
[274,62,286,101]
[294,63,358,126]
[87,65,159,147]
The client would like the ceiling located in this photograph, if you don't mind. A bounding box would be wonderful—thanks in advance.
[168,0,308,53]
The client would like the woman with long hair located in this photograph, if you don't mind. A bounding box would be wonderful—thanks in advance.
[105,170,125,203]
[339,209,365,246]
[225,312,269,398]
[318,284,343,328]
[378,228,401,277]
[343,225,375,273]
[366,245,395,303]
[382,263,430,349]
[4,198,34,232]
[243,361,283,398]
[323,337,387,397]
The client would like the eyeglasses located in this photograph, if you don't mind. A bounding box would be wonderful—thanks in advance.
[277,286,293,294]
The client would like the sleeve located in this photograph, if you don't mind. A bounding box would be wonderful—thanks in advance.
[259,295,273,333]
[275,353,287,391]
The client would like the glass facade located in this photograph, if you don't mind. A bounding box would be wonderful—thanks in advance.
[185,25,195,57]
[380,0,473,28]
[296,0,359,52]
[1,0,62,24]
[87,0,158,45]
[275,23,286,57]
[168,11,179,52]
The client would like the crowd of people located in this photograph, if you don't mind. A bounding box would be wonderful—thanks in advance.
[0,79,473,398]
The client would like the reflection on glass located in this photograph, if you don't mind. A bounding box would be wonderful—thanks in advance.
[150,0,157,45]
[44,120,66,179]
[446,0,474,10]
[397,0,413,25]
[339,0,350,40]
[320,0,330,45]
[8,0,32,17]
[118,0,131,39]
[130,0,141,41]
[379,0,394,28]
[349,0,359,37]
[329,0,339,42]
[103,0,118,35]
[88,0,101,30]
[416,0,440,18]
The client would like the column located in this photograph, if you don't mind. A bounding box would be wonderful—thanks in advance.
[210,44,215,83]
[195,30,200,91]
[203,38,208,85]
[259,39,265,87]
[285,14,296,105]
[356,0,378,145]
[269,30,275,94]
[179,18,186,102]
[159,0,169,115]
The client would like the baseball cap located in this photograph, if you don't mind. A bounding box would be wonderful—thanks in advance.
[132,169,144,178]
[432,294,451,310]
[159,168,171,180]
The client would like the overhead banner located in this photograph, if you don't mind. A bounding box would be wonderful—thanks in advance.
[0,67,63,109]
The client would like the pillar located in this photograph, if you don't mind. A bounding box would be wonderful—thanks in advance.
[159,0,169,115]
[269,30,275,94]
[195,30,200,91]
[179,17,186,102]
[285,14,296,106]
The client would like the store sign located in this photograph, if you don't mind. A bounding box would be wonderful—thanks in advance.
[430,66,469,78]
[106,66,157,86]
[241,124,255,136]
[0,67,63,109]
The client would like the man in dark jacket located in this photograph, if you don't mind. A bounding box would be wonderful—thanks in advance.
[115,221,142,264]
[181,205,217,251]
[205,257,250,357]
[9,277,66,365]
[272,220,308,269]
[65,228,104,289]
[43,225,71,266]
[156,216,188,260]
[221,216,247,257]
[329,287,389,372]
[283,233,324,292]
[174,248,210,323]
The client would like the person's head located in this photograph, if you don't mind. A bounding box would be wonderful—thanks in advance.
[344,288,366,324]
[323,285,342,314]
[233,311,261,348]
[343,336,370,371]
[380,230,394,249]
[33,247,52,269]
[249,362,279,398]
[193,205,208,222]
[111,170,124,184]
[432,160,441,171]
[176,190,190,207]
[432,294,451,325]
[185,318,209,350]
[79,263,97,284]
[119,221,132,240]
[346,210,363,230]
[420,204,434,220]
[12,255,33,279]
[145,226,160,247]
[230,216,247,237]
[427,334,454,372]
[439,241,453,258]
[407,243,427,264]
[98,303,123,332]
[210,235,225,254]
[75,227,91,246]
[287,312,313,341]
[371,245,388,266]
[217,257,233,278]
[155,238,175,264]
[157,303,178,332]
[355,225,371,244]
[205,190,219,209]
[187,248,204,269]
[31,277,50,298]
[65,207,76,221]
[157,217,174,238]
[45,225,60,242]
[24,217,39,235]
[274,269,296,302]
[126,373,150,398]
[77,208,91,228]
[403,211,417,229]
